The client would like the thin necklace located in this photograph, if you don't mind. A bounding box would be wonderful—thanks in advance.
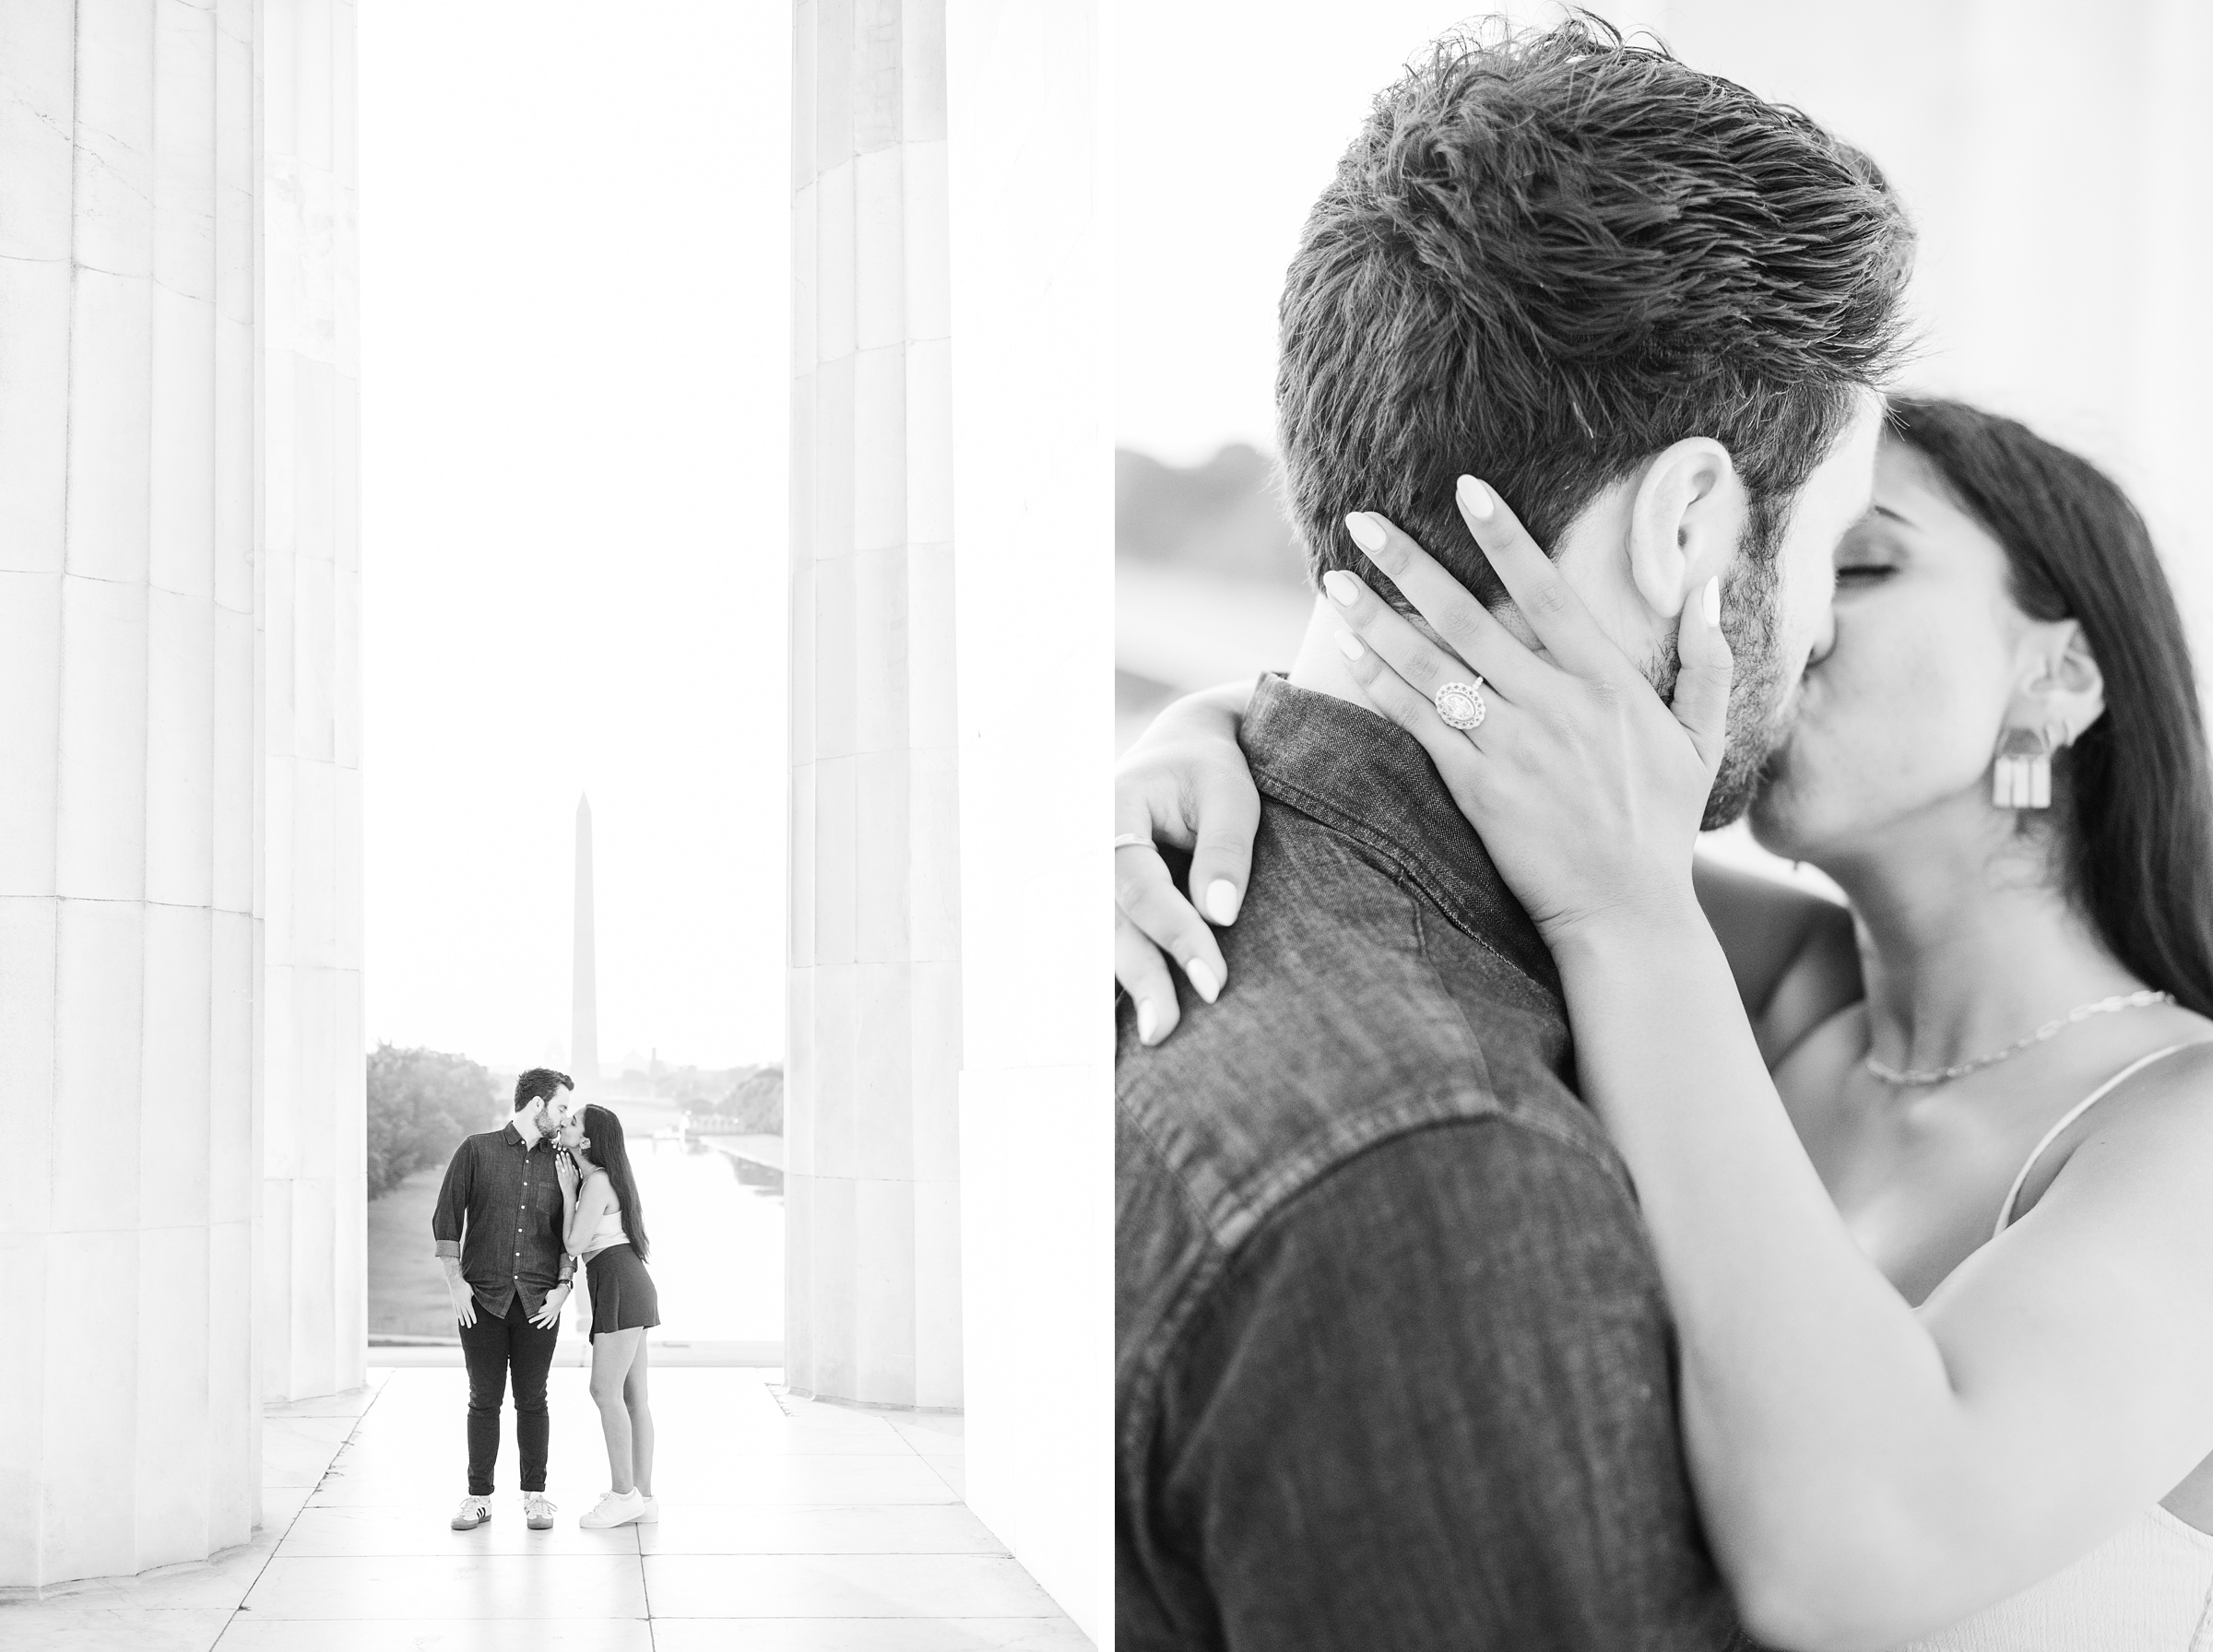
[1864,989,2176,1087]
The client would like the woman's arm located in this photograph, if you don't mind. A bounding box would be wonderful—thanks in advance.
[1115,677,1262,1043]
[1328,491,2213,1648]
[564,1172,613,1259]
[1691,858,1863,1065]
[1554,909,2213,1648]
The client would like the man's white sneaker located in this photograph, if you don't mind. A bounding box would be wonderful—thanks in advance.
[632,1493,659,1524]
[450,1495,491,1530]
[578,1489,646,1529]
[523,1493,558,1531]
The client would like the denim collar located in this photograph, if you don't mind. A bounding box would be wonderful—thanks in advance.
[504,1118,541,1151]
[1241,675,1560,997]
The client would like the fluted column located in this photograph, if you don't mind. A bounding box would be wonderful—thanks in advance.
[257,0,365,1404]
[0,0,262,1586]
[787,0,964,1410]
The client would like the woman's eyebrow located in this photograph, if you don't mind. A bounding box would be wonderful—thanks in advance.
[1868,502,1915,528]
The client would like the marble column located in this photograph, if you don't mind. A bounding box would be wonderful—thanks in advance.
[0,0,263,1586]
[257,0,366,1406]
[787,0,964,1410]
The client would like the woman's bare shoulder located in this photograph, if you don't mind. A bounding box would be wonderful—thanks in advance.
[2029,1024,2213,1216]
[2084,1025,2213,1135]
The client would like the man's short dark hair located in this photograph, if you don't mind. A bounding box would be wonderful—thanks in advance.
[514,1068,573,1111]
[1278,16,1913,607]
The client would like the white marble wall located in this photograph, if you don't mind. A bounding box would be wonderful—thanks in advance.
[944,6,1110,1640]
[787,0,965,1410]
[0,0,264,1586]
[257,0,366,1407]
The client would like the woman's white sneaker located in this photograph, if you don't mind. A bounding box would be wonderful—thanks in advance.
[578,1488,645,1529]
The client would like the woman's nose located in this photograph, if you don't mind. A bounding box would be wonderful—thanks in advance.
[1806,600,1839,667]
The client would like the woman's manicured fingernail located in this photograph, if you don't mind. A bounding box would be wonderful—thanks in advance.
[1333,630,1366,661]
[1457,475,1495,522]
[1322,570,1360,608]
[1701,575,1722,625]
[1185,958,1223,1003]
[1137,999,1160,1044]
[1343,513,1387,553]
[1204,879,1243,925]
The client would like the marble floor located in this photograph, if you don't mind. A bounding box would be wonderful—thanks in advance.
[0,1365,1092,1650]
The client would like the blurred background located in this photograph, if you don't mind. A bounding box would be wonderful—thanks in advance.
[356,1,792,1347]
[1114,0,2213,879]
[359,2,788,1077]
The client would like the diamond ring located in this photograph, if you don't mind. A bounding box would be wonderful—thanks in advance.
[1433,679,1487,732]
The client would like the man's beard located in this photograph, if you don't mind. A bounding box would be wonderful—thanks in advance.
[1642,537,1787,831]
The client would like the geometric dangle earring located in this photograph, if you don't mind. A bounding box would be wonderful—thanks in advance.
[1992,723,2063,809]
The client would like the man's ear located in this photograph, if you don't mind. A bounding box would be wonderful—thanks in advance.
[2013,618,2107,743]
[1626,439,1749,620]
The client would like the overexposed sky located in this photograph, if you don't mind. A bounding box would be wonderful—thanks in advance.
[358,3,791,1072]
[1114,0,1649,465]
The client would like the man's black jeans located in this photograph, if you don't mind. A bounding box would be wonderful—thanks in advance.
[459,1296,560,1495]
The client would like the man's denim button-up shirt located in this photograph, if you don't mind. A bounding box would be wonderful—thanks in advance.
[1117,677,1737,1651]
[432,1118,574,1319]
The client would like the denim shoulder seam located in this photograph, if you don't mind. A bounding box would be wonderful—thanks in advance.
[1120,1107,1633,1495]
[1183,869,1516,1244]
[1404,884,1612,1186]
[1254,764,1549,997]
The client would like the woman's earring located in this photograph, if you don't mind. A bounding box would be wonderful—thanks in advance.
[1992,723,2063,809]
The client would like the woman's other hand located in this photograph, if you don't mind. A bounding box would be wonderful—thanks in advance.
[1325,477,1732,946]
[1116,679,1262,1044]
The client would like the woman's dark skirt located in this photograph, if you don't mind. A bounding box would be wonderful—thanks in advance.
[583,1242,659,1341]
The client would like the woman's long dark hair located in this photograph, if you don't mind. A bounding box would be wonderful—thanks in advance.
[1888,397,2213,1017]
[580,1103,649,1262]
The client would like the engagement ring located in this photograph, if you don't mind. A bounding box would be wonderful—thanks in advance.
[1434,679,1487,732]
[1113,832,1154,852]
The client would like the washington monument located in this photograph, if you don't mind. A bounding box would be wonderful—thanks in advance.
[572,794,599,1084]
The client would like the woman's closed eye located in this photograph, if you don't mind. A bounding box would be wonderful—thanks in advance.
[1835,560,1900,586]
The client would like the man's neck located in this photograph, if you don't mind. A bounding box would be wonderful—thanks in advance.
[510,1115,543,1150]
[1284,598,1401,713]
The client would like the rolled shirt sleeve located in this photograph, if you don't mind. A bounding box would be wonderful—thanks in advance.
[1137,1120,1735,1651]
[431,1137,473,1257]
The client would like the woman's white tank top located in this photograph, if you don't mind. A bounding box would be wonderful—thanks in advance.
[1903,1044,2213,1650]
[581,1172,627,1252]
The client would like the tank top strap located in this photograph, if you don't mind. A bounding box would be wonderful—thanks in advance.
[1993,1043,2203,1238]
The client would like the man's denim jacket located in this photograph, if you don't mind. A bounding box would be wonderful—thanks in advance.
[1117,677,1739,1651]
